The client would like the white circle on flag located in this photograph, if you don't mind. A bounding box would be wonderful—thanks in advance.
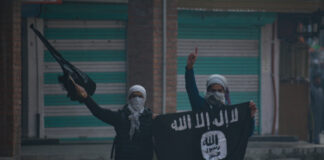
[201,130,227,160]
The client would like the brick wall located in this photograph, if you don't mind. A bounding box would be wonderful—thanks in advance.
[152,0,162,114]
[0,0,22,158]
[127,0,154,109]
[127,0,177,114]
[165,0,177,113]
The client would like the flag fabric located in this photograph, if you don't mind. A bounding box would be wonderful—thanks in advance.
[153,102,252,160]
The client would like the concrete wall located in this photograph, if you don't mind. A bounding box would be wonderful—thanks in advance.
[261,23,280,135]
[0,0,22,159]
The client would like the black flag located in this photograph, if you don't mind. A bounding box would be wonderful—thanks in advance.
[153,102,252,160]
[30,24,96,100]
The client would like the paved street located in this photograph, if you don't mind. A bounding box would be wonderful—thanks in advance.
[20,140,324,160]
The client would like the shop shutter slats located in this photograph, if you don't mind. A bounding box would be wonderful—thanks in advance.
[177,10,265,133]
[40,3,127,141]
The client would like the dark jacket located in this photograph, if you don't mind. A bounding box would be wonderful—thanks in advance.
[310,84,324,144]
[84,97,153,160]
[185,67,255,136]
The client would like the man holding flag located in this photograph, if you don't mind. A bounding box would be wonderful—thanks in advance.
[185,47,257,135]
[152,48,257,160]
[32,23,257,159]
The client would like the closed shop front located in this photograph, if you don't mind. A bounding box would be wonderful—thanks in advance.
[177,10,275,133]
[27,2,127,141]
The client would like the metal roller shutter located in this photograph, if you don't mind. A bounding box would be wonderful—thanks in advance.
[177,11,275,134]
[39,2,127,141]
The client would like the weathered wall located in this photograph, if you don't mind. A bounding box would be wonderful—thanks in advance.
[178,0,324,13]
[279,83,309,141]
[261,23,280,135]
[0,0,22,159]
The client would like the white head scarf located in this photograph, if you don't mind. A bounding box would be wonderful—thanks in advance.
[127,85,146,140]
[205,74,231,105]
[206,74,228,90]
[127,85,147,104]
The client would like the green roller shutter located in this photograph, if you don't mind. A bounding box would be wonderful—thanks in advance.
[177,10,276,134]
[40,2,128,141]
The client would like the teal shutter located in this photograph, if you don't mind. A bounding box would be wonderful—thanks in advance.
[41,3,128,141]
[177,11,275,134]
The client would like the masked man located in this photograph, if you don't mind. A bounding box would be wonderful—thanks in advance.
[310,73,324,144]
[186,48,257,136]
[69,81,153,160]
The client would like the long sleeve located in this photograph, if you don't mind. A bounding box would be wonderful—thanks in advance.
[185,67,206,111]
[84,97,121,126]
[249,118,255,137]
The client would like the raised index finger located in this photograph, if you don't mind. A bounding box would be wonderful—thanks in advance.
[195,47,198,56]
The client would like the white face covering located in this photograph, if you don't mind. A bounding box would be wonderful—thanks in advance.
[127,85,147,140]
[206,75,229,106]
[129,97,145,112]
[205,91,226,105]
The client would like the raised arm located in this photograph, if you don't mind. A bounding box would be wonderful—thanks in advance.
[70,77,121,126]
[83,97,121,126]
[185,48,205,111]
[249,101,257,137]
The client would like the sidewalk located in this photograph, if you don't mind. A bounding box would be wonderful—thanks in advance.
[21,140,324,160]
[246,141,324,160]
[22,143,112,160]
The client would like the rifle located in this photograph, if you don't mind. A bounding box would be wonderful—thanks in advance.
[30,24,96,100]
